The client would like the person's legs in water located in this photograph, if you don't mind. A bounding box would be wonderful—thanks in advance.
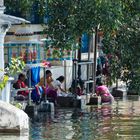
[101,93,114,104]
[46,88,58,105]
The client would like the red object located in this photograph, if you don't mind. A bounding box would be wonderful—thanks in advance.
[23,52,27,62]
[28,51,32,61]
[98,31,104,36]
[76,87,83,96]
[47,49,51,57]
[107,54,112,59]
[12,52,16,58]
[20,51,23,59]
[16,79,29,97]
[42,60,51,67]
[32,51,37,60]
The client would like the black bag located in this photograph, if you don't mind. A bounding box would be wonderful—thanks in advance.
[13,82,19,89]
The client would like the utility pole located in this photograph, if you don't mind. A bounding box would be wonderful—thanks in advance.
[92,26,99,95]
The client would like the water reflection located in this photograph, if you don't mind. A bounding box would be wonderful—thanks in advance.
[29,96,140,140]
[1,96,140,140]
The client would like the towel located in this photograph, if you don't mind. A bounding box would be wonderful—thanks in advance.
[31,66,40,86]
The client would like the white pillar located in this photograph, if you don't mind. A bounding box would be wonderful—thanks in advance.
[0,1,6,76]
[0,0,5,14]
[0,22,10,78]
[0,22,11,103]
[0,77,14,103]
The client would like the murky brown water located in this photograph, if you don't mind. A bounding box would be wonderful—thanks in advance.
[1,95,140,140]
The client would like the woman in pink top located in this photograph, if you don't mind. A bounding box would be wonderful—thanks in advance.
[96,82,114,103]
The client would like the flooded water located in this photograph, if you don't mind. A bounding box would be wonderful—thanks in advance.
[29,96,140,140]
[1,96,140,140]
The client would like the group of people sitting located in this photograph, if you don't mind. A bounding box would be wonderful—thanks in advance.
[13,69,114,105]
[38,70,66,105]
[13,70,66,105]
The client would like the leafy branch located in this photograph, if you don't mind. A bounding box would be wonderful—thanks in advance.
[0,57,25,91]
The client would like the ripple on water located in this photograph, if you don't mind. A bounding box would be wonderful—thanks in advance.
[1,97,140,140]
[28,99,140,140]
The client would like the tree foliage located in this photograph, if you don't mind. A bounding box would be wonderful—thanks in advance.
[102,0,140,92]
[4,0,32,18]
[46,0,124,49]
[4,0,140,93]
[46,0,140,93]
[5,0,47,23]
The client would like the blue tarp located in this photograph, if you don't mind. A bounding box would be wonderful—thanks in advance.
[81,33,89,53]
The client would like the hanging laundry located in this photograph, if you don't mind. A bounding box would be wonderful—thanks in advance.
[31,66,40,86]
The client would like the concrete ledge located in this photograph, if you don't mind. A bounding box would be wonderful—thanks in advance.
[127,95,139,101]
[111,88,124,98]
[0,128,20,134]
[0,101,29,134]
[0,135,29,140]
[127,90,138,95]
[87,96,101,105]
[57,96,81,108]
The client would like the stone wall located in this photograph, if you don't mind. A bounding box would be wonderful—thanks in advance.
[0,101,29,134]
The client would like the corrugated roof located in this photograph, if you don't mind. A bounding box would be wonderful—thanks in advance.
[15,28,33,35]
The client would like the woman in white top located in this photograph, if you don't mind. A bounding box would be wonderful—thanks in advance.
[52,76,66,94]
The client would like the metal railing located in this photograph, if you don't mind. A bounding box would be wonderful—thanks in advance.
[11,87,35,105]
